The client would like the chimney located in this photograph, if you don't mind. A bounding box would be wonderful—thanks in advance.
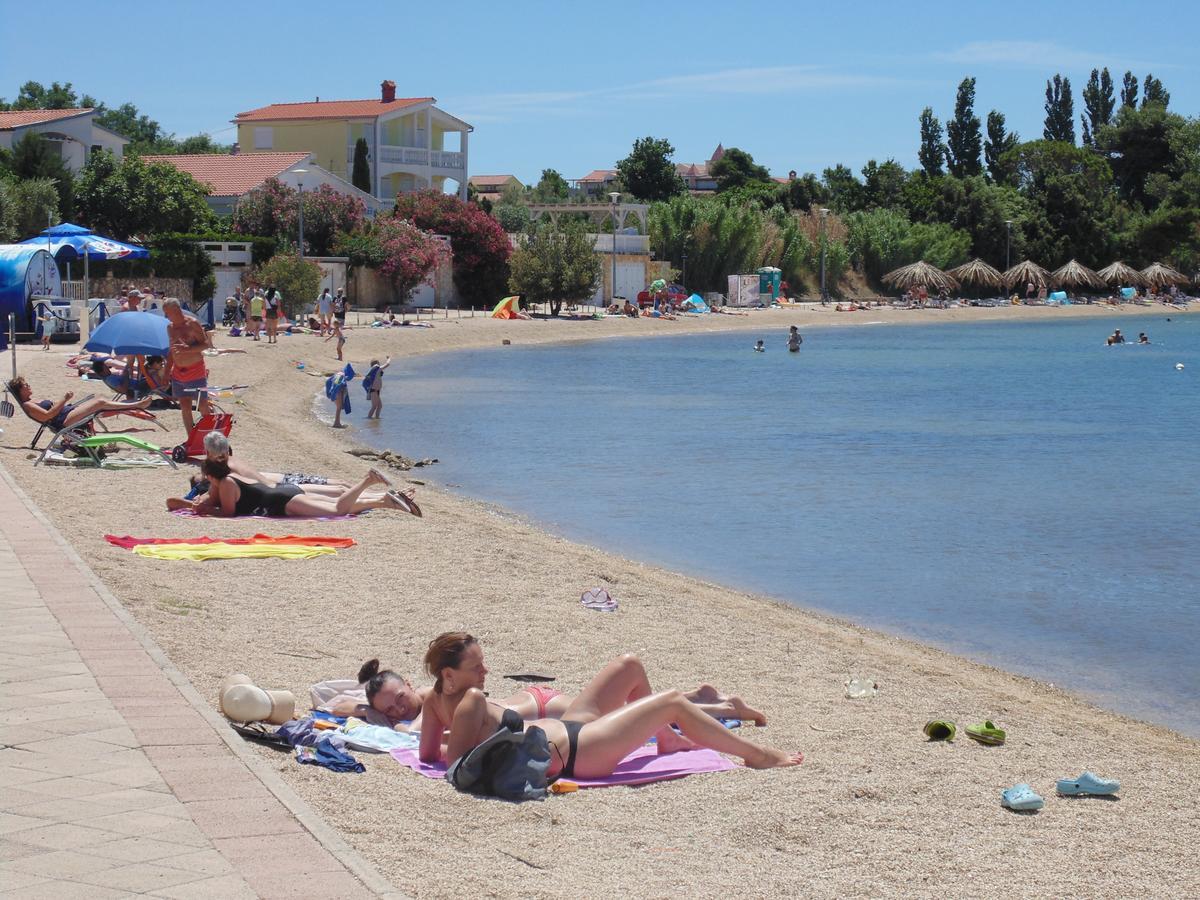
[381,80,396,103]
[230,142,240,156]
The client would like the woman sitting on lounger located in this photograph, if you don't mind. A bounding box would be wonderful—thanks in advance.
[178,460,418,518]
[341,651,766,731]
[8,375,152,431]
[418,633,799,775]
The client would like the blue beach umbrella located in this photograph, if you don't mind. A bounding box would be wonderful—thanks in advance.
[20,223,149,261]
[84,311,169,356]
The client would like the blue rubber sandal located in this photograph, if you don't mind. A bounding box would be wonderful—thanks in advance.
[1001,783,1044,811]
[1056,771,1120,796]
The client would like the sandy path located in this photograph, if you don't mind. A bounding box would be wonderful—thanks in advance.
[3,302,1197,899]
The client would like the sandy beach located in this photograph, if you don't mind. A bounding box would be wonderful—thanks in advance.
[3,302,1198,899]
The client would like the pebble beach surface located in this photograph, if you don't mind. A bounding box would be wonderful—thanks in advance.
[3,302,1198,899]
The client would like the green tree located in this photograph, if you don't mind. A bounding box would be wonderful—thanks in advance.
[508,219,601,316]
[8,132,74,216]
[251,254,322,318]
[616,136,685,202]
[778,172,828,212]
[351,138,371,193]
[2,177,59,240]
[1043,75,1075,144]
[91,101,164,149]
[1141,74,1169,109]
[918,107,946,177]
[1121,71,1139,109]
[531,168,570,202]
[1096,104,1195,208]
[861,159,908,209]
[171,134,232,155]
[984,111,1020,184]
[648,194,763,292]
[946,77,983,178]
[75,151,215,239]
[710,147,771,191]
[0,80,79,109]
[822,164,865,212]
[1081,68,1115,148]
[493,202,531,232]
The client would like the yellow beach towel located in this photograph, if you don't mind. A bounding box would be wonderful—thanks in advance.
[132,543,337,562]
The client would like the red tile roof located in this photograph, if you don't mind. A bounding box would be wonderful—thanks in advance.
[469,174,520,187]
[233,97,432,122]
[576,169,617,183]
[139,152,310,196]
[0,108,93,130]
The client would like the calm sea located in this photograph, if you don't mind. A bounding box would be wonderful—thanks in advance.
[360,315,1200,735]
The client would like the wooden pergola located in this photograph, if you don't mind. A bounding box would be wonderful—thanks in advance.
[526,201,650,234]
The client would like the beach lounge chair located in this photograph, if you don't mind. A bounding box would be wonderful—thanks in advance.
[36,432,178,468]
[170,411,234,462]
[23,399,167,453]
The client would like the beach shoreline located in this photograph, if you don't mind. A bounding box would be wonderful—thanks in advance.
[3,302,1198,898]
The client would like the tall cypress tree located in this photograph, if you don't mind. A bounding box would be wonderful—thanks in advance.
[918,107,946,177]
[984,110,1019,184]
[1120,71,1139,108]
[946,77,983,177]
[1141,74,1170,108]
[351,138,371,194]
[1043,75,1075,144]
[1081,68,1115,147]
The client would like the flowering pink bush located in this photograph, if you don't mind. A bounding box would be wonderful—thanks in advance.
[391,190,511,307]
[233,179,365,256]
[335,219,449,305]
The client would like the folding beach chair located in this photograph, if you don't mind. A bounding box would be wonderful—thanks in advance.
[170,411,234,463]
[36,432,178,468]
[24,399,167,452]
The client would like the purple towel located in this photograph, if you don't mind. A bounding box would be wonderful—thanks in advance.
[170,509,359,521]
[390,743,736,788]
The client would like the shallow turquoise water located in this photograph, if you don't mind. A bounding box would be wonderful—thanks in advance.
[361,315,1199,735]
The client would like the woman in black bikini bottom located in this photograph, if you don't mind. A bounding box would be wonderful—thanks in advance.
[200,460,418,518]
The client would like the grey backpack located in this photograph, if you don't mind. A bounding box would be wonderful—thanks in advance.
[445,712,552,802]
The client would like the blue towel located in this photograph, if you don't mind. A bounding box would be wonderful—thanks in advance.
[324,364,356,413]
[296,738,364,773]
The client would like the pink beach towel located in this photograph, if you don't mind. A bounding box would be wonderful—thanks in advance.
[169,509,360,522]
[389,744,736,788]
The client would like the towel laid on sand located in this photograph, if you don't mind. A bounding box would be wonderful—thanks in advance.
[105,534,356,549]
[170,508,360,522]
[132,543,337,561]
[390,744,735,788]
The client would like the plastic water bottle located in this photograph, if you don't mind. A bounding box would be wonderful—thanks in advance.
[845,677,878,699]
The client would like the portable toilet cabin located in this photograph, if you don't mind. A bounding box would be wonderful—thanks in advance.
[757,267,781,303]
[0,245,63,339]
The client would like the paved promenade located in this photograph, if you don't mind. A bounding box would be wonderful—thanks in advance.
[0,465,398,899]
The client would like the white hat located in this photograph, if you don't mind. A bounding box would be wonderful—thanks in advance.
[220,680,295,725]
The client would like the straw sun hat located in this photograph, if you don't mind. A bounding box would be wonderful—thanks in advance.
[218,673,295,725]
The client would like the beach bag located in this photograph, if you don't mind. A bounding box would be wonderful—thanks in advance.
[445,713,551,802]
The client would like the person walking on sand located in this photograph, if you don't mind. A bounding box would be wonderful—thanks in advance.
[263,286,282,344]
[317,287,333,335]
[37,306,60,350]
[248,289,264,341]
[325,318,346,361]
[163,299,213,435]
[332,288,347,332]
[363,356,391,419]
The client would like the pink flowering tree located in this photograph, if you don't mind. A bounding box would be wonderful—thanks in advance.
[390,190,511,307]
[233,179,365,256]
[335,219,449,307]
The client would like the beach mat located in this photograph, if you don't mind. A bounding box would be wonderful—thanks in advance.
[170,508,360,522]
[131,543,337,561]
[105,534,356,549]
[389,744,735,788]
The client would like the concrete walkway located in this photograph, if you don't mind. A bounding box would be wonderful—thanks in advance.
[0,465,398,899]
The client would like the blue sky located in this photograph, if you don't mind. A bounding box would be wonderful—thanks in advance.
[2,0,1196,184]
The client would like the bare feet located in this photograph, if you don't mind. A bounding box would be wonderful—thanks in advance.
[386,489,422,517]
[655,727,697,755]
[725,697,768,726]
[691,683,724,704]
[744,747,804,769]
[366,467,392,488]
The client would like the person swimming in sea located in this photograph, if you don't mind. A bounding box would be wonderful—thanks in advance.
[1138,332,1150,344]
[754,340,765,352]
[1107,329,1126,345]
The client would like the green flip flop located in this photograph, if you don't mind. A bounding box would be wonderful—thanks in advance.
[923,720,956,741]
[965,720,1006,745]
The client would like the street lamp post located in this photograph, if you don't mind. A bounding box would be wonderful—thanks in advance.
[1004,219,1013,271]
[681,250,688,293]
[819,208,830,303]
[294,168,309,258]
[608,192,620,303]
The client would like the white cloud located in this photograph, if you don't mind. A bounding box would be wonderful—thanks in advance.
[935,40,1169,72]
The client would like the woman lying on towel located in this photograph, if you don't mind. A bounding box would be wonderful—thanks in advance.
[200,431,358,496]
[8,376,152,431]
[171,461,419,518]
[418,633,801,775]
[336,653,766,731]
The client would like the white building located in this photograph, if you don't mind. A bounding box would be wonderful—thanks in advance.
[0,108,127,172]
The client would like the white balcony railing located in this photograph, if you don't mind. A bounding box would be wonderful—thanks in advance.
[431,150,464,170]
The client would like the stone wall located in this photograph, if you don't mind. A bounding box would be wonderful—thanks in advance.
[85,277,193,302]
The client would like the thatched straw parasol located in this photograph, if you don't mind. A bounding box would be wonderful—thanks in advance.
[1051,259,1105,290]
[1097,261,1145,287]
[1140,262,1189,288]
[882,260,959,293]
[947,258,1003,289]
[1002,260,1051,291]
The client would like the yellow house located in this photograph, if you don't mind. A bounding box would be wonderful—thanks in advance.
[232,81,471,201]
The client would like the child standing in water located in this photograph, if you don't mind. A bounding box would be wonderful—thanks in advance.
[363,356,392,419]
[325,319,346,360]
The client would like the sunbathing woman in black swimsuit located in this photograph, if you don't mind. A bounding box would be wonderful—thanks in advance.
[420,633,802,779]
[198,459,417,518]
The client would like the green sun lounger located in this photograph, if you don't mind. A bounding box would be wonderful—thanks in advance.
[38,433,177,469]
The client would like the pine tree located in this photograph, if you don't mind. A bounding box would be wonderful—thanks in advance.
[946,77,983,178]
[1081,68,1115,148]
[918,107,946,177]
[1141,74,1170,108]
[984,111,1019,185]
[1043,75,1075,144]
[351,138,371,194]
[1120,71,1139,109]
